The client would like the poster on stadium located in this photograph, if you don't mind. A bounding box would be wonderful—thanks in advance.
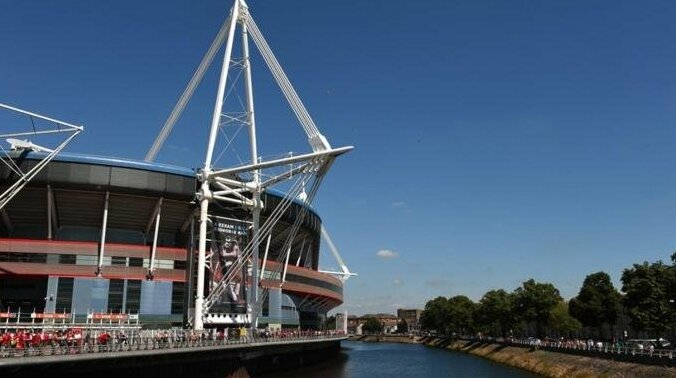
[206,216,251,314]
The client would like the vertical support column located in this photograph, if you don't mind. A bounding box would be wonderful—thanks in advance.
[96,191,110,277]
[148,197,163,280]
[295,238,306,266]
[194,0,240,332]
[194,182,210,332]
[47,185,52,240]
[259,233,271,279]
[184,217,196,327]
[242,9,261,330]
[281,244,292,284]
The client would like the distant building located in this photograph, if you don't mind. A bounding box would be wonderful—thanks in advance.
[347,315,360,334]
[361,313,399,334]
[397,309,422,333]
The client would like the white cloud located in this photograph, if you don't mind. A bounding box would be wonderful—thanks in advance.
[392,201,406,207]
[393,279,403,286]
[376,249,398,259]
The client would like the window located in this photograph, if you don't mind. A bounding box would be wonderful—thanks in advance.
[126,280,141,313]
[59,255,76,265]
[55,277,74,313]
[108,279,124,313]
[129,258,143,267]
[171,282,184,315]
[111,257,127,266]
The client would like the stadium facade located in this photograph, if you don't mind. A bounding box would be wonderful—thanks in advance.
[0,152,342,329]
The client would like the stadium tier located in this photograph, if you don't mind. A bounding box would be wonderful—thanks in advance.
[0,152,342,329]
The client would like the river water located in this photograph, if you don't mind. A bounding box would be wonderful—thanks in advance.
[262,340,539,378]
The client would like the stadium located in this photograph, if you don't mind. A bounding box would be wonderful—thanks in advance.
[0,152,343,330]
[0,0,353,333]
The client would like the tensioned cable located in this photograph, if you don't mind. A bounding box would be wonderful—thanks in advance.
[203,157,326,311]
[251,165,327,318]
[0,131,80,209]
[145,15,233,162]
[251,159,328,309]
[203,163,318,310]
[204,168,309,306]
[0,146,25,177]
[244,16,322,141]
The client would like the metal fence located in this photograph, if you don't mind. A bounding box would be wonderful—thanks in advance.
[0,329,346,360]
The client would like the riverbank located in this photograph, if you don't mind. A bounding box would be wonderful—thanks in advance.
[347,334,422,344]
[425,338,676,377]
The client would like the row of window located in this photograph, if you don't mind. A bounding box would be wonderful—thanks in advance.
[0,252,185,270]
[0,252,340,295]
[54,277,185,315]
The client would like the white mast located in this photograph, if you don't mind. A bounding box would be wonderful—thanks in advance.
[241,8,262,329]
[146,0,351,332]
[194,2,240,332]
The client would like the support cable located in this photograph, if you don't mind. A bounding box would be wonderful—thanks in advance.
[144,15,233,162]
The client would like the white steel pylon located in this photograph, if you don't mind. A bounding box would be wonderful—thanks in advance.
[148,0,352,331]
[0,103,83,210]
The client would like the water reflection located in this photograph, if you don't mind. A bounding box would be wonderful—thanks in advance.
[260,340,537,378]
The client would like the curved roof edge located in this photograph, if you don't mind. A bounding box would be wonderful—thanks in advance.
[38,151,196,177]
[21,151,321,216]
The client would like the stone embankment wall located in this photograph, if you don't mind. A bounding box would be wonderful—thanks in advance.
[424,338,676,378]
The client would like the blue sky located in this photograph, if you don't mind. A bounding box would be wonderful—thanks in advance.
[2,1,676,316]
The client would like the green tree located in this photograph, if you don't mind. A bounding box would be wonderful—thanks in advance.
[621,260,670,336]
[362,317,383,334]
[513,279,563,337]
[549,301,582,337]
[474,289,515,337]
[398,319,409,334]
[447,295,476,336]
[569,271,621,337]
[420,296,450,334]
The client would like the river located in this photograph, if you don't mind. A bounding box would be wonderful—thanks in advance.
[262,340,539,377]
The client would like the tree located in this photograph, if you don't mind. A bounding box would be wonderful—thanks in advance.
[474,289,515,337]
[398,319,409,334]
[513,279,563,337]
[447,295,476,336]
[362,317,383,334]
[420,296,450,334]
[569,271,621,338]
[621,260,670,336]
[549,302,582,337]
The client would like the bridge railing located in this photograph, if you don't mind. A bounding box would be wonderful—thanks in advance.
[0,332,346,360]
[451,336,676,367]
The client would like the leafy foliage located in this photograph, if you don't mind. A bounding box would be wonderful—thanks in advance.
[420,296,451,334]
[513,279,562,337]
[397,319,409,334]
[362,317,383,334]
[569,271,620,331]
[447,295,476,335]
[549,302,582,337]
[474,289,515,337]
[621,261,670,335]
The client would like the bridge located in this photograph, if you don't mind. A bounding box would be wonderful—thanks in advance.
[0,330,346,377]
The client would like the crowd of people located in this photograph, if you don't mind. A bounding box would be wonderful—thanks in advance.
[0,326,345,356]
[0,328,84,350]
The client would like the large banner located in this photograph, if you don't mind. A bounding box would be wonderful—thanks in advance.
[207,216,250,314]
